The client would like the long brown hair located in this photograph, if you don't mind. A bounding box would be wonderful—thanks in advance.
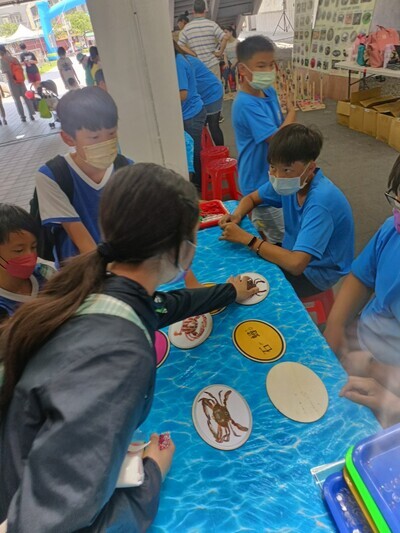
[0,163,199,413]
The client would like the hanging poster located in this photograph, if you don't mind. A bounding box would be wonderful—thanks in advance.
[308,0,376,73]
[293,0,317,69]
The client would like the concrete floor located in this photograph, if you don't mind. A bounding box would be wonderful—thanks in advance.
[221,98,399,255]
[0,94,398,256]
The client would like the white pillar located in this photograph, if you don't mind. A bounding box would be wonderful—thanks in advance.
[86,0,188,179]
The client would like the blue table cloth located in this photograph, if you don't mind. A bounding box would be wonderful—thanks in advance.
[142,201,379,532]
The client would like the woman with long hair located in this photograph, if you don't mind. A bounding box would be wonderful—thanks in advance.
[0,163,256,531]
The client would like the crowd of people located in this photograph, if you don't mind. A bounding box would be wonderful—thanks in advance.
[0,0,399,529]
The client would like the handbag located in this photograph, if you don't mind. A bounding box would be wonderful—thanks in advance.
[366,26,400,67]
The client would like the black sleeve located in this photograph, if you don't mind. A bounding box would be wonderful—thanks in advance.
[6,326,162,532]
[155,283,237,329]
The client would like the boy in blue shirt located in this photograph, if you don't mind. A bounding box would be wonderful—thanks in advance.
[219,124,354,298]
[325,156,400,402]
[232,36,296,243]
[35,87,131,264]
[0,204,54,323]
[174,42,206,191]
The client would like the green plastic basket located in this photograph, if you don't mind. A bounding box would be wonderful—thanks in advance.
[345,446,391,533]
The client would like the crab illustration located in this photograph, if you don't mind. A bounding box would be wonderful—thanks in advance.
[198,389,248,443]
[247,277,268,294]
[174,315,207,342]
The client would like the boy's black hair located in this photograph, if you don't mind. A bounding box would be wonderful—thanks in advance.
[89,46,98,60]
[20,43,26,50]
[57,86,118,138]
[57,46,66,57]
[268,124,323,165]
[387,155,400,195]
[177,12,189,23]
[0,204,39,245]
[236,35,275,63]
[193,0,206,14]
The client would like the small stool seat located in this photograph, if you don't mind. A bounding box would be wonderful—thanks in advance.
[202,157,239,201]
[301,288,335,326]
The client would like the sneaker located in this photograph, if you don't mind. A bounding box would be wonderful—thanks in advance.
[0,120,2,126]
[4,119,7,125]
[21,117,27,122]
[30,115,35,121]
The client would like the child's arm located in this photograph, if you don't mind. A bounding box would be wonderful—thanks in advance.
[62,221,97,255]
[219,190,263,226]
[324,273,373,355]
[265,98,296,143]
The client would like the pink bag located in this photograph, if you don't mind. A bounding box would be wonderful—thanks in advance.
[366,26,400,67]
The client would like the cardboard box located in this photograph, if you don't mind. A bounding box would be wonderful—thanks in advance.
[374,100,400,117]
[336,100,350,127]
[350,87,381,105]
[376,113,395,143]
[388,118,400,152]
[360,95,399,108]
[349,104,364,132]
[363,108,378,136]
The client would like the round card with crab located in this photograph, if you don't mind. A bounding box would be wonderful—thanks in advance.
[192,384,252,451]
[238,272,270,305]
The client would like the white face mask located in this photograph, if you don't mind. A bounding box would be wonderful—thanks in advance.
[83,138,118,170]
[269,164,311,196]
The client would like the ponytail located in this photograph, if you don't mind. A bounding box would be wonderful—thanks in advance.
[0,250,107,413]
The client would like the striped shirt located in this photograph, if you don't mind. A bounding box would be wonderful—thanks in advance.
[178,17,224,68]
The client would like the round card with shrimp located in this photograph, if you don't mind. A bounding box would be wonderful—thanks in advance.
[239,272,269,305]
[266,362,329,423]
[233,320,286,363]
[168,313,212,349]
[192,385,252,451]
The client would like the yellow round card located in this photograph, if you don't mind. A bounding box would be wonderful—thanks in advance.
[232,320,286,363]
[203,282,226,316]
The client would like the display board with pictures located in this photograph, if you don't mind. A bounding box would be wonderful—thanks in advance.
[309,0,376,73]
[293,0,317,69]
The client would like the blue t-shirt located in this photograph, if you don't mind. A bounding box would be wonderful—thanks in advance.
[36,154,133,263]
[0,263,53,319]
[175,54,204,121]
[258,169,354,290]
[186,55,223,106]
[352,216,400,365]
[232,87,284,196]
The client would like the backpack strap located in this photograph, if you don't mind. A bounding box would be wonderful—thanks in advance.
[114,154,130,171]
[46,155,74,202]
[76,294,152,347]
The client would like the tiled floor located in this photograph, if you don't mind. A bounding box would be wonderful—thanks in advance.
[0,90,398,256]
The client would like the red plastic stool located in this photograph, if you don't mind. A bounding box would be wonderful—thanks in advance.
[201,146,230,198]
[203,158,240,201]
[201,126,214,150]
[301,288,335,326]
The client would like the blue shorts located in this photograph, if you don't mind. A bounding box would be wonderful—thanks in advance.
[205,96,223,116]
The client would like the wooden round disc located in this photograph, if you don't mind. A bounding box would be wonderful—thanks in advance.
[266,362,329,423]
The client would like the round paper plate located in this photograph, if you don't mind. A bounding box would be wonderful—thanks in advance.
[169,313,212,349]
[192,384,252,451]
[232,320,285,363]
[154,330,170,368]
[266,362,329,423]
[203,282,226,315]
[239,272,270,305]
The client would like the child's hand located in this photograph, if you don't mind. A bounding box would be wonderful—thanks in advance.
[340,376,400,427]
[228,275,259,303]
[219,222,250,245]
[143,433,175,482]
[184,270,203,289]
[219,213,241,227]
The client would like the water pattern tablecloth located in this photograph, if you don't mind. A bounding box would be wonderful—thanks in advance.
[141,201,379,532]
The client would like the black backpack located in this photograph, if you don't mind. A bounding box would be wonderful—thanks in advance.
[30,154,130,262]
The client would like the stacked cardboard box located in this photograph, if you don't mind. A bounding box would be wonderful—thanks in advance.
[336,88,400,151]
